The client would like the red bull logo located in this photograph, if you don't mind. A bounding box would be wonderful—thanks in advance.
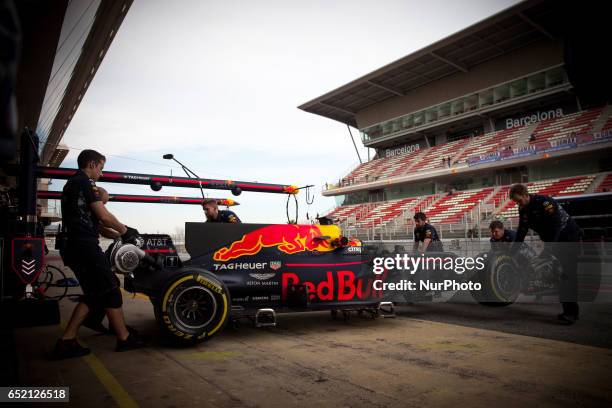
[281,270,386,302]
[213,224,339,262]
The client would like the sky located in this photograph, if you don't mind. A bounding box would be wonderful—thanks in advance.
[52,0,520,234]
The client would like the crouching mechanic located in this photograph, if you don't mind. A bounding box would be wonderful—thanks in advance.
[412,212,443,252]
[489,219,537,269]
[202,198,241,223]
[489,220,516,252]
[509,184,581,325]
[54,150,148,359]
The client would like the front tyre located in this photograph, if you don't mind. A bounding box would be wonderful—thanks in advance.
[155,269,230,344]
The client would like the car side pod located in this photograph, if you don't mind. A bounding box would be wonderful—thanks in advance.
[255,308,276,328]
[378,301,395,318]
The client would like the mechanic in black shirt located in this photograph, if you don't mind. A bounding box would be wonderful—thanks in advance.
[509,184,581,324]
[203,198,241,223]
[54,150,147,359]
[489,220,516,252]
[412,212,443,252]
[490,219,538,263]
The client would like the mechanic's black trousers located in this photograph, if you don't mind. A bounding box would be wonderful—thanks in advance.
[61,241,120,309]
[549,225,581,316]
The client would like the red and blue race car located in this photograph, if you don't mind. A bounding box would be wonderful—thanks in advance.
[112,222,394,344]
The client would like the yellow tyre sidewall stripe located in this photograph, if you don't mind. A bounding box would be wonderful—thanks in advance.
[209,290,228,336]
[161,274,229,339]
[490,255,513,302]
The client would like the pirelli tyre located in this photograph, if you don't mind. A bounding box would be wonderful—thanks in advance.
[472,253,521,307]
[155,269,230,344]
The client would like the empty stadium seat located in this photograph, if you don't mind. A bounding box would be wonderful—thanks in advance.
[332,107,609,190]
[326,174,606,231]
[530,107,604,144]
[595,174,612,192]
[422,188,494,224]
[407,138,469,173]
[355,197,420,228]
[453,126,526,164]
[601,117,612,133]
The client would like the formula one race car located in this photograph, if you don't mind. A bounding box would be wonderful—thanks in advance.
[107,222,394,344]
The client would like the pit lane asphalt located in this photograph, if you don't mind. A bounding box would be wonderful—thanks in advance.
[12,256,612,407]
[395,298,612,350]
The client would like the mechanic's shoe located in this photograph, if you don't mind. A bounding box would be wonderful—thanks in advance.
[557,313,579,325]
[115,331,149,352]
[51,339,91,360]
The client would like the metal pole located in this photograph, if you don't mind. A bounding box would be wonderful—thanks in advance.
[19,129,39,235]
[347,125,363,164]
[38,191,238,206]
[477,201,481,239]
[34,166,296,195]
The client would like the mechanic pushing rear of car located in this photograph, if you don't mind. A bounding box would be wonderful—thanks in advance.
[412,212,443,252]
[53,150,148,359]
[202,197,241,223]
[509,183,581,325]
[80,186,136,335]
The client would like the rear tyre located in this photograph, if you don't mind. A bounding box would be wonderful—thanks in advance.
[154,269,230,344]
[472,254,521,307]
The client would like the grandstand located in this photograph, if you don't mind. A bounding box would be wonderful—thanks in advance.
[325,173,609,240]
[330,105,609,190]
[301,0,612,240]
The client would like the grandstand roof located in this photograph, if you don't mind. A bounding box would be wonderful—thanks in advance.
[298,0,564,128]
